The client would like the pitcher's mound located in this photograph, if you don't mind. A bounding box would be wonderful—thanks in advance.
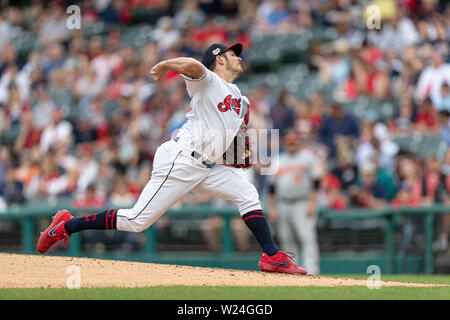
[0,253,437,288]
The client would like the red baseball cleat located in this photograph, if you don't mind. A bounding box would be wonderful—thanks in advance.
[258,251,308,275]
[37,209,74,254]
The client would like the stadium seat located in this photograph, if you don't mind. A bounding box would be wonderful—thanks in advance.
[312,27,339,42]
[393,134,446,158]
[0,125,20,146]
[278,34,310,63]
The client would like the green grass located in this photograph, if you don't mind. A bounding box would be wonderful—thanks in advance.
[0,285,449,300]
[1,275,448,300]
[331,274,450,285]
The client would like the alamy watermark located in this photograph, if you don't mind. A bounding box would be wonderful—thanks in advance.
[366,265,381,289]
[366,5,381,30]
[66,265,81,289]
[66,5,81,30]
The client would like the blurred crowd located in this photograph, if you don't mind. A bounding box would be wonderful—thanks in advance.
[0,0,450,251]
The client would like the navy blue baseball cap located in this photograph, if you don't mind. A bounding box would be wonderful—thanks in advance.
[201,43,243,69]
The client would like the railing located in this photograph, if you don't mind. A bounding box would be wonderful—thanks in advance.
[320,206,450,274]
[0,201,449,274]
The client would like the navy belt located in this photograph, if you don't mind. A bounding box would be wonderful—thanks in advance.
[172,137,215,168]
[191,151,215,168]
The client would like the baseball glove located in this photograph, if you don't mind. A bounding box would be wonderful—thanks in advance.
[222,107,253,169]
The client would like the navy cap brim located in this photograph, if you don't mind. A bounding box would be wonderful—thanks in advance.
[223,43,242,57]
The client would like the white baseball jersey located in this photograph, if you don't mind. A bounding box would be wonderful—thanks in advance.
[116,65,262,234]
[177,66,249,163]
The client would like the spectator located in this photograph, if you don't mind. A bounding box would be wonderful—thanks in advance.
[415,0,447,42]
[318,103,360,159]
[75,143,99,195]
[316,40,351,88]
[91,37,122,86]
[51,144,77,179]
[13,150,40,189]
[39,108,73,155]
[391,181,420,208]
[422,155,449,206]
[2,84,30,129]
[110,174,137,207]
[38,3,72,44]
[80,95,109,135]
[255,0,297,33]
[416,50,450,107]
[374,122,399,174]
[99,0,132,24]
[189,17,228,48]
[72,184,107,209]
[439,110,450,146]
[269,90,296,137]
[173,0,205,29]
[1,166,25,205]
[0,147,11,193]
[64,37,88,71]
[394,156,427,252]
[336,56,365,101]
[0,42,17,80]
[414,98,440,134]
[331,143,358,191]
[348,160,388,209]
[0,60,29,104]
[94,156,115,198]
[442,148,450,176]
[0,9,17,49]
[40,42,65,76]
[225,17,252,50]
[13,109,41,153]
[389,96,416,136]
[294,99,318,141]
[31,86,56,131]
[74,65,105,101]
[25,152,63,199]
[87,36,103,61]
[396,157,424,205]
[436,82,450,112]
[153,16,181,56]
[319,164,348,210]
[367,8,421,54]
[355,121,399,175]
[265,0,292,27]
[73,120,97,145]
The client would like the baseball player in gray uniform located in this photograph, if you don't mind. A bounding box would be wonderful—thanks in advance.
[37,43,308,275]
[268,130,322,275]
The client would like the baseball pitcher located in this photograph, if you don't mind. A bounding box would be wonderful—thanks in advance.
[268,131,322,275]
[37,43,307,274]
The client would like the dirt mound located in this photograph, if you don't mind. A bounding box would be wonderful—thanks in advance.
[0,253,439,288]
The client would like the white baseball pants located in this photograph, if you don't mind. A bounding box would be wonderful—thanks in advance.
[116,139,261,233]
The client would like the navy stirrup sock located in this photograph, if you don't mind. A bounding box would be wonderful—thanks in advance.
[242,210,279,256]
[65,209,118,235]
